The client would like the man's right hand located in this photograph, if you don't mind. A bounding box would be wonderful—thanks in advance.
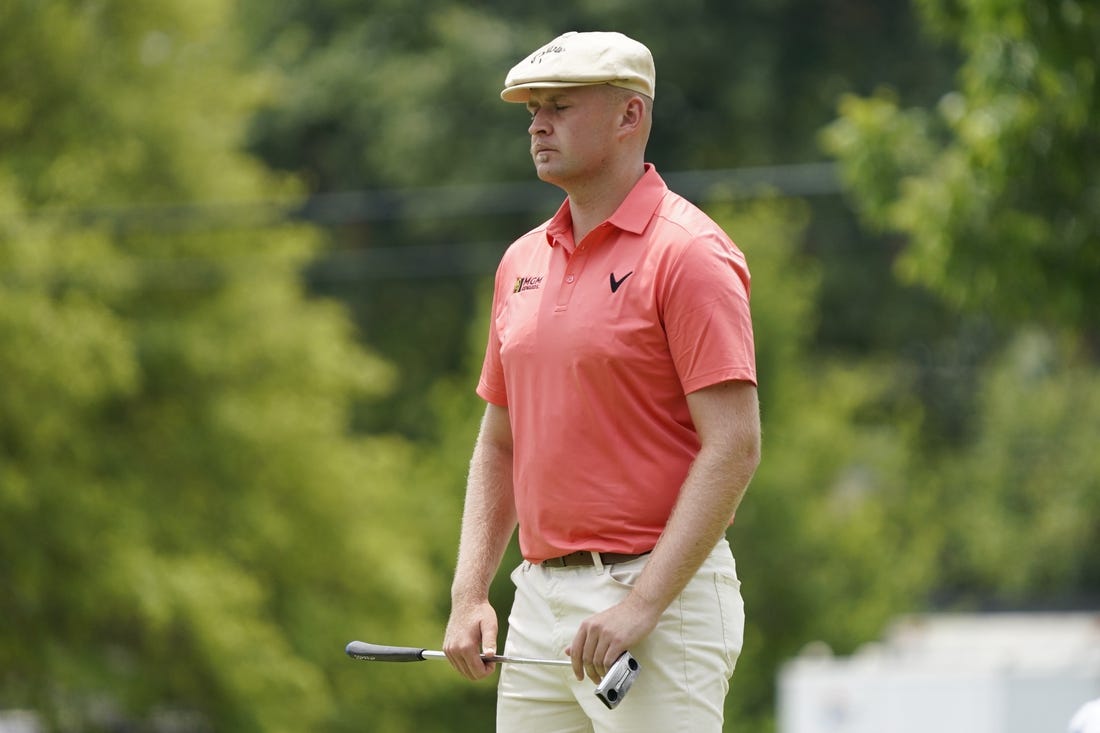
[442,599,499,680]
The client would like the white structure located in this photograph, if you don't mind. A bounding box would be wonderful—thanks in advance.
[779,613,1100,733]
[0,712,39,733]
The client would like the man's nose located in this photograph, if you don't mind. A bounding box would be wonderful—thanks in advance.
[528,109,550,135]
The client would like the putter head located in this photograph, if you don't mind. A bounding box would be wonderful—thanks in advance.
[594,651,640,709]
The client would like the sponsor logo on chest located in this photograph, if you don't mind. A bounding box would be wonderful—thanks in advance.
[513,275,544,293]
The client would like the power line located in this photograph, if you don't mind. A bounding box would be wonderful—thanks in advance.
[3,163,840,286]
[25,162,839,232]
[300,162,839,226]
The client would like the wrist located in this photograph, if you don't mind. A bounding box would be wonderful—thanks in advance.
[624,587,665,623]
[450,585,490,608]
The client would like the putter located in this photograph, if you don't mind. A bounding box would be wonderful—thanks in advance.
[345,641,641,709]
[593,651,640,709]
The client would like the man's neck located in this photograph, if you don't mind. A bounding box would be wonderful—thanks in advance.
[565,161,646,245]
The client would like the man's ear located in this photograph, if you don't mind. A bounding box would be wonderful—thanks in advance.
[618,96,646,137]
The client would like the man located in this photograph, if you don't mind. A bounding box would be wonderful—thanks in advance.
[443,30,761,731]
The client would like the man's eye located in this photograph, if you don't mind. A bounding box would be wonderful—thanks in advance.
[528,104,568,118]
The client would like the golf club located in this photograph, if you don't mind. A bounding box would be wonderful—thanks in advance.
[345,640,640,709]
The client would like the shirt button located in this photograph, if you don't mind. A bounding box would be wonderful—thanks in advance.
[566,274,575,283]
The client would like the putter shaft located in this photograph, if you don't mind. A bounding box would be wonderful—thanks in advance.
[345,640,638,709]
[421,649,572,667]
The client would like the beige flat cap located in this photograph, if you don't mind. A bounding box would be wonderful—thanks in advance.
[501,31,656,103]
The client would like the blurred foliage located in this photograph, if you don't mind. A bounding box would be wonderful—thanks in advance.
[823,0,1100,333]
[823,0,1100,607]
[931,329,1100,606]
[241,0,956,186]
[0,1,449,731]
[2,0,1098,731]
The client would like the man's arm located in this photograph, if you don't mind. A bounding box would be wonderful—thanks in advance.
[567,379,761,683]
[443,402,518,680]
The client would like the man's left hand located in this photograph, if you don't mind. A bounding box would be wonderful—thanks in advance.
[565,592,661,683]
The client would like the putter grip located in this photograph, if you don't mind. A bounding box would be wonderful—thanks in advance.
[345,641,427,662]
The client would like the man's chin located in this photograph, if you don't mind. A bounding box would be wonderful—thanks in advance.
[533,166,562,186]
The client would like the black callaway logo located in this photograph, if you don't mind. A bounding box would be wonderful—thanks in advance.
[528,44,565,65]
[609,271,634,293]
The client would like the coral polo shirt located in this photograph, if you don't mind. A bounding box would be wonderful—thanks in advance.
[477,164,756,563]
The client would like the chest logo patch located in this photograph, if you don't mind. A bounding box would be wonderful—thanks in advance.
[609,271,634,293]
[513,275,544,293]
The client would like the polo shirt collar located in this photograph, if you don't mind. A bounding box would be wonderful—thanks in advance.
[545,163,668,248]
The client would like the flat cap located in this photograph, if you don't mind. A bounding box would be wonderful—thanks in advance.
[501,31,655,103]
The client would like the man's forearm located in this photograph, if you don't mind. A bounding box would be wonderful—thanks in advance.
[451,425,517,605]
[630,439,758,612]
[631,381,761,614]
[444,405,517,678]
[565,424,759,682]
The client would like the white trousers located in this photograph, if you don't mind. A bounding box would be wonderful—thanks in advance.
[496,538,745,733]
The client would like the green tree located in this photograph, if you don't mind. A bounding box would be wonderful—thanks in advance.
[0,2,453,730]
[931,329,1100,607]
[822,0,1100,610]
[243,0,955,185]
[822,0,1100,334]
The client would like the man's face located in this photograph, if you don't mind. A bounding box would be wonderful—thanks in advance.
[525,85,621,188]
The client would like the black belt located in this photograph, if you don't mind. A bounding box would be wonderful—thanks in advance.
[540,551,650,568]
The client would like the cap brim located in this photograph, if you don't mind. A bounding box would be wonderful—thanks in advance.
[500,80,608,103]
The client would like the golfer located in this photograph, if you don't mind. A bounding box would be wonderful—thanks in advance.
[443,30,761,731]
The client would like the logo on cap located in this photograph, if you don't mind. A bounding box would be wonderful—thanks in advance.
[529,44,566,65]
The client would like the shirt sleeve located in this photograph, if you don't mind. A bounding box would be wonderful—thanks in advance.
[661,230,757,393]
[476,262,510,407]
